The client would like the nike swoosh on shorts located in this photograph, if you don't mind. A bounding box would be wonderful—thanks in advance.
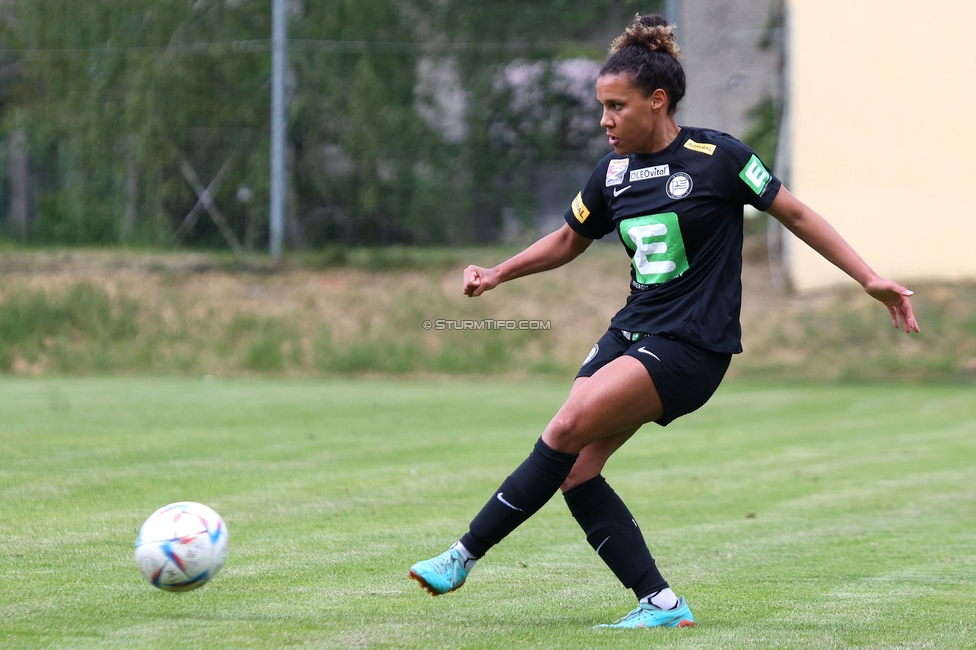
[637,347,661,361]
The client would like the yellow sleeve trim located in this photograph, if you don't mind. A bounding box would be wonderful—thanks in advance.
[684,139,717,155]
[572,192,590,223]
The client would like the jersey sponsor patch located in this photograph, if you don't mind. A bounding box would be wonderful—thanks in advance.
[605,158,629,186]
[629,164,670,182]
[571,192,590,223]
[666,172,693,199]
[739,154,772,195]
[684,139,717,155]
[619,213,689,286]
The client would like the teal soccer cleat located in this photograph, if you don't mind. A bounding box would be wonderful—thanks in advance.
[594,596,695,629]
[408,548,470,595]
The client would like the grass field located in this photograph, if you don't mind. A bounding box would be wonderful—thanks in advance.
[1,377,974,648]
[3,247,975,381]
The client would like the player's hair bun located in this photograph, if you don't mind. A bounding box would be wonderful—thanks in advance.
[600,13,686,113]
[609,14,681,59]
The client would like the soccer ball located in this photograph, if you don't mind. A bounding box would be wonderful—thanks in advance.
[135,502,229,592]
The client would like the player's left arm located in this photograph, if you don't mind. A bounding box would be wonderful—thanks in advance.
[766,185,920,333]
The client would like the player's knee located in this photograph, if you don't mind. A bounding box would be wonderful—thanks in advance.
[543,410,590,454]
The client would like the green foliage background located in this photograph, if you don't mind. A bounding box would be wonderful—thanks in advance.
[0,0,663,248]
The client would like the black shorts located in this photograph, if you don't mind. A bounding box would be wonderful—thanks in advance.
[576,329,732,426]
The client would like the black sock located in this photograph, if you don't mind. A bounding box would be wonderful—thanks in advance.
[459,438,578,559]
[563,474,668,600]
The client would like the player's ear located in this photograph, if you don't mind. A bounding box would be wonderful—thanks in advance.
[649,88,669,112]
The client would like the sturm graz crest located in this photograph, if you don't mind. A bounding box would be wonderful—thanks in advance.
[666,172,693,199]
[583,344,599,365]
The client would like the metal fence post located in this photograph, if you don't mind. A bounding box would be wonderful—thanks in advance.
[269,0,287,260]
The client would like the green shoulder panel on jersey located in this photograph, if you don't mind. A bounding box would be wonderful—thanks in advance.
[739,154,772,195]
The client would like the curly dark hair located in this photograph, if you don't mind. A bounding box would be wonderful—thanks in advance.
[600,14,686,115]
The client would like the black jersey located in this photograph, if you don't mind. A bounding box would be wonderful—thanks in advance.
[564,126,781,354]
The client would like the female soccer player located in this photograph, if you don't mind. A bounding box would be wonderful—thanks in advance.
[409,14,919,629]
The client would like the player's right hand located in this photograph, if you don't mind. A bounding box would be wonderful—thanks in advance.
[462,265,499,297]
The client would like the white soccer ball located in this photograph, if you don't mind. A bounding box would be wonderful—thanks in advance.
[135,502,229,592]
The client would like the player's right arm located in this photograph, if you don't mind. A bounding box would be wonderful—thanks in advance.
[462,224,593,297]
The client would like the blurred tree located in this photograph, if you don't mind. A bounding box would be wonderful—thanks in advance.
[0,0,662,248]
[1,0,271,247]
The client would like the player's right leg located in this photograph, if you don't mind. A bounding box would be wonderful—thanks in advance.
[563,334,729,627]
[554,383,692,626]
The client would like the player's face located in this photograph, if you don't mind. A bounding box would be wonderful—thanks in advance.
[596,73,663,155]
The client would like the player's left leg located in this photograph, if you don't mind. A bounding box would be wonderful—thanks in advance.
[409,435,580,595]
[410,356,662,595]
[541,355,664,454]
[456,356,661,555]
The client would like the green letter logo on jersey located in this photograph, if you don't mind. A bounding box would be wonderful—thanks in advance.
[739,154,771,195]
[619,213,689,286]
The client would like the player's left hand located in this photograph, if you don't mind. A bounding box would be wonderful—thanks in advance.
[863,277,920,333]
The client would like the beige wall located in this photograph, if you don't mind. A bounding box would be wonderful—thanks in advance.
[787,0,976,290]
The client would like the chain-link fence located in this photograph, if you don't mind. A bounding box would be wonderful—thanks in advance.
[0,0,663,251]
